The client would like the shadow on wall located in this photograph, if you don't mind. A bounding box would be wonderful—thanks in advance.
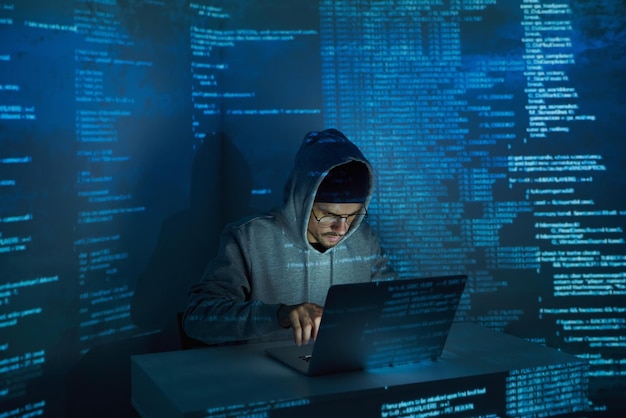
[65,133,255,417]
[130,132,255,351]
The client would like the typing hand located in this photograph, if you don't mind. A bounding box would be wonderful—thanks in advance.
[278,303,323,346]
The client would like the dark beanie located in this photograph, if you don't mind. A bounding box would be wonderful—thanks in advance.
[315,161,369,203]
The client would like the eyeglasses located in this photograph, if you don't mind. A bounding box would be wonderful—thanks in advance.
[310,207,368,227]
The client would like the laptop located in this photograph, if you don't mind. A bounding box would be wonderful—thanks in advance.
[265,274,467,376]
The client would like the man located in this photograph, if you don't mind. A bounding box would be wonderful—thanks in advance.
[183,129,394,346]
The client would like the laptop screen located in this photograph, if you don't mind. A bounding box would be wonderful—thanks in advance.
[313,275,467,371]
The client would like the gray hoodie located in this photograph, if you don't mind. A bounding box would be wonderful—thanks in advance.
[183,129,394,345]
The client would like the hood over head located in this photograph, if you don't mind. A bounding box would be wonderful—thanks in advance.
[277,128,374,248]
[315,160,369,204]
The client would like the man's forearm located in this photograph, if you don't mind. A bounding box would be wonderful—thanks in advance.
[183,298,284,344]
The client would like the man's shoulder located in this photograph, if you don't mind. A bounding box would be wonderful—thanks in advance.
[234,212,274,226]
[349,220,377,238]
[341,222,385,252]
[227,213,280,235]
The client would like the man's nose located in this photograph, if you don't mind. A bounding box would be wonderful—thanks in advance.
[332,218,349,232]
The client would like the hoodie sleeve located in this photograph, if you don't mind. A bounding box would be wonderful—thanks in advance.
[182,224,285,345]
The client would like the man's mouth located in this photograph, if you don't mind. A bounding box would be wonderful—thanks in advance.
[325,234,344,242]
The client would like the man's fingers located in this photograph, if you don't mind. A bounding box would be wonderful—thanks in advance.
[292,315,314,346]
[311,316,322,341]
[301,321,313,346]
[310,304,323,341]
[291,320,303,346]
[283,303,324,346]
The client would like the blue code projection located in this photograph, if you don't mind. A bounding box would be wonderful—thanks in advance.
[321,0,625,413]
[187,0,322,210]
[0,0,625,416]
[1,2,197,416]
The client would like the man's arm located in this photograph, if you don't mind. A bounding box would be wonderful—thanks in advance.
[184,296,284,345]
[182,229,286,345]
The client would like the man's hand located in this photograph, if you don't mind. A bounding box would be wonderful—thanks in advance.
[278,303,323,346]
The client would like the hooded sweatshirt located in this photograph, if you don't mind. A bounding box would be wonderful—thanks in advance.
[183,129,394,345]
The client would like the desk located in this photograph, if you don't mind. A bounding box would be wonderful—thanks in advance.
[131,322,589,417]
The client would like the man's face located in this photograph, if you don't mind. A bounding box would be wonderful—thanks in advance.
[307,202,365,250]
